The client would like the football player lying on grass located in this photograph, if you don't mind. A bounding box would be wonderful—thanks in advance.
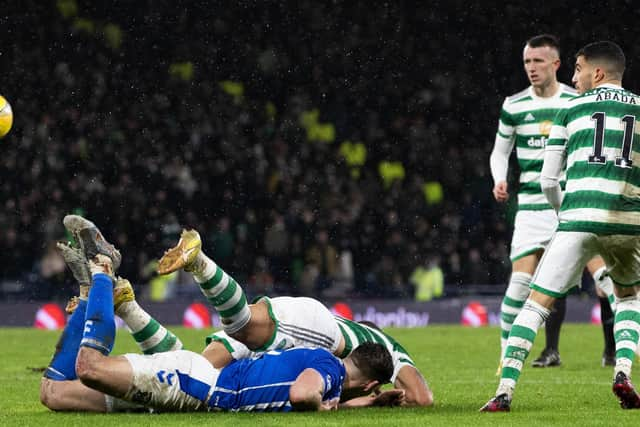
[40,246,405,412]
[157,227,433,407]
[60,215,433,407]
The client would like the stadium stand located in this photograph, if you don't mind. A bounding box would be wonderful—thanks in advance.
[1,1,637,301]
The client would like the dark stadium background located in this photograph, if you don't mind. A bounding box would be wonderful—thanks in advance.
[0,1,636,310]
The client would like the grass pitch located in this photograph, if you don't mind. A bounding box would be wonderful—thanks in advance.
[2,324,640,426]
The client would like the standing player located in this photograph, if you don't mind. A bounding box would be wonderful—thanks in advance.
[490,34,616,369]
[482,40,640,412]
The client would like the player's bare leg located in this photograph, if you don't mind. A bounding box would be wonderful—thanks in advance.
[40,242,107,411]
[158,229,273,350]
[75,349,133,399]
[41,245,128,412]
[40,376,108,412]
[74,254,138,400]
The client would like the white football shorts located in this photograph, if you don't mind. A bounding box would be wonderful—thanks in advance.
[209,296,342,360]
[123,350,219,411]
[510,209,558,261]
[531,231,640,297]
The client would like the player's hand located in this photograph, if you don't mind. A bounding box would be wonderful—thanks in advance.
[320,397,340,411]
[493,181,509,202]
[372,389,406,407]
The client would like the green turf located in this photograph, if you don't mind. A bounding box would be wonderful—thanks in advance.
[2,324,640,426]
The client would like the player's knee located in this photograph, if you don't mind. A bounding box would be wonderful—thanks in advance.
[40,379,53,409]
[75,348,104,387]
[40,378,62,411]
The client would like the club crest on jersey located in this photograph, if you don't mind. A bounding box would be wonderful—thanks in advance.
[539,120,552,136]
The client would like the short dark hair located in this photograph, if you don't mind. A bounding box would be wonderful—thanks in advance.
[526,34,561,54]
[350,342,394,384]
[575,41,626,79]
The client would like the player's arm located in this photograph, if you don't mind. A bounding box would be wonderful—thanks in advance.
[340,389,406,408]
[394,365,433,407]
[289,368,326,411]
[540,110,569,212]
[540,149,565,211]
[489,101,516,202]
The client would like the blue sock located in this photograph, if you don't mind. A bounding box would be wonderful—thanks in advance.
[80,273,115,355]
[44,299,88,381]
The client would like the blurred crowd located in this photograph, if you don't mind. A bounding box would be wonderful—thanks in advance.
[1,1,637,301]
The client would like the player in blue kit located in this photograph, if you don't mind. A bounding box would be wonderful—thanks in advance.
[40,246,402,413]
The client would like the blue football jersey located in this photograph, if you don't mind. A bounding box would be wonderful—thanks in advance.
[178,347,345,412]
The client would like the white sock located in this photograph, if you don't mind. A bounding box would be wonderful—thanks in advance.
[593,266,616,312]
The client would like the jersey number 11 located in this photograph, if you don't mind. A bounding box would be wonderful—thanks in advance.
[589,112,635,168]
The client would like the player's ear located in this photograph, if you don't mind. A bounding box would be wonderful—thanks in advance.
[552,58,561,72]
[593,66,606,85]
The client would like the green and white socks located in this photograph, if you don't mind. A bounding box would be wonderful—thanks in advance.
[497,299,550,398]
[189,251,251,335]
[500,272,532,359]
[116,301,183,354]
[613,296,640,378]
[593,266,616,312]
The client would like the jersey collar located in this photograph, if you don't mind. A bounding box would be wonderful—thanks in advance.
[595,83,623,90]
[528,83,565,101]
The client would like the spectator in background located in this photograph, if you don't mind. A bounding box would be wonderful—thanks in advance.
[410,254,444,302]
[3,1,634,302]
[371,254,407,299]
[322,239,355,299]
[34,243,69,300]
[246,256,274,298]
[303,229,338,297]
[209,216,234,266]
[263,212,290,287]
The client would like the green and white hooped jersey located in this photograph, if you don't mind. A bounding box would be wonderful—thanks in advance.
[547,84,640,235]
[496,84,576,210]
[205,296,417,384]
[335,316,415,382]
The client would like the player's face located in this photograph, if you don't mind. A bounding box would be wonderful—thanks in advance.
[523,45,559,89]
[572,55,593,95]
